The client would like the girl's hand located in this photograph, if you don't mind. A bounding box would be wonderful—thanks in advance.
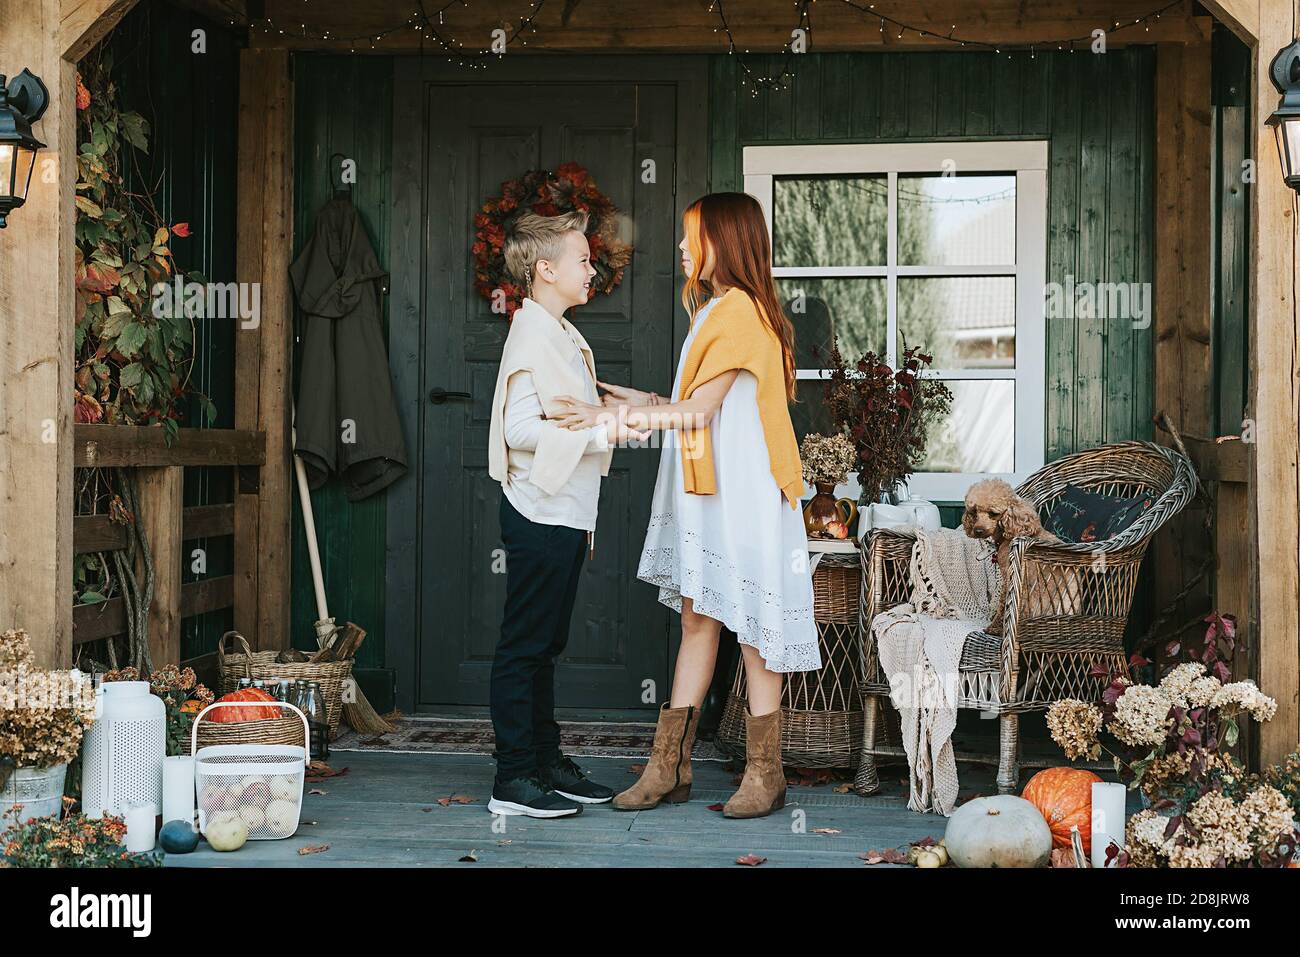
[597,380,657,407]
[551,396,606,431]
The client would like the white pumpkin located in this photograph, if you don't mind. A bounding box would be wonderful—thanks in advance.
[944,795,1052,868]
[269,775,298,802]
[238,803,267,831]
[204,811,249,852]
[264,798,299,838]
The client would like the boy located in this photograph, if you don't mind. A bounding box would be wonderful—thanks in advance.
[486,211,644,818]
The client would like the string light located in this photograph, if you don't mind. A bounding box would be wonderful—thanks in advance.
[717,0,1187,92]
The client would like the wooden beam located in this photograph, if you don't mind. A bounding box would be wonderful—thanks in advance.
[73,424,265,467]
[182,503,235,539]
[245,0,1210,51]
[1200,0,1261,44]
[1154,40,1215,655]
[60,0,138,61]
[1183,437,1251,483]
[135,466,183,668]
[1251,0,1300,766]
[73,575,235,645]
[73,514,129,554]
[233,48,294,653]
[0,3,76,668]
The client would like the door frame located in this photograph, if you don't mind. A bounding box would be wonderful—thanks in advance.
[385,55,711,713]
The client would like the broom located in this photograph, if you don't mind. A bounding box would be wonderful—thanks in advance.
[293,409,395,736]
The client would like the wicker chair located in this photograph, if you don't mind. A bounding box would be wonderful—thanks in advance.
[855,441,1197,796]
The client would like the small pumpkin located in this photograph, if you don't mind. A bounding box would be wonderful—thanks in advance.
[1022,767,1103,854]
[944,795,1052,868]
[158,819,200,854]
[209,688,279,723]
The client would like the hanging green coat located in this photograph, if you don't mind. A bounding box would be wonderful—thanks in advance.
[290,198,407,500]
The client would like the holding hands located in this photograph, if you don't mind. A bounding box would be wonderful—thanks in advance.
[552,395,650,445]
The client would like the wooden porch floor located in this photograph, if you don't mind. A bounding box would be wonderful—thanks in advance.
[166,749,978,868]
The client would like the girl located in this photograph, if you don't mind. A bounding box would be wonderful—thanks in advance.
[553,192,820,819]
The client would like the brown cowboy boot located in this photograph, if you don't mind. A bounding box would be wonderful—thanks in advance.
[612,703,699,811]
[723,708,786,819]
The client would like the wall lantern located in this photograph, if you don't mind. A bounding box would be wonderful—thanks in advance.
[1267,40,1300,193]
[0,69,49,228]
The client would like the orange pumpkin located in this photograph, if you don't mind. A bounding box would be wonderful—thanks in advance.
[209,688,279,723]
[1022,767,1103,854]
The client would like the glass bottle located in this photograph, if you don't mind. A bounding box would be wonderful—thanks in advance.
[304,681,329,761]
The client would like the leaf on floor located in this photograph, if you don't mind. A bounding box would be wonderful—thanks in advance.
[305,761,349,783]
[459,850,479,863]
[1050,847,1077,868]
[735,853,767,866]
[833,783,854,794]
[707,803,725,812]
[437,794,475,807]
[786,768,837,788]
[860,847,908,865]
[497,840,512,846]
[811,827,840,835]
[308,788,327,796]
[298,843,330,856]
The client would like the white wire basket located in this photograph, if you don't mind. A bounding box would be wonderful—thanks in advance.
[191,700,310,842]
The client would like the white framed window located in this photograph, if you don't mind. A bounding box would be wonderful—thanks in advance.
[745,141,1047,503]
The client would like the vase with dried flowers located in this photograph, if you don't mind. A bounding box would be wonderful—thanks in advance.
[0,630,97,828]
[822,340,952,506]
[799,432,860,538]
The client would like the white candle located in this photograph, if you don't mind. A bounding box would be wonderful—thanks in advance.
[162,756,195,824]
[124,803,156,853]
[1090,782,1127,868]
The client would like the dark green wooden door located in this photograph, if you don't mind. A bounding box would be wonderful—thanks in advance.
[417,82,676,709]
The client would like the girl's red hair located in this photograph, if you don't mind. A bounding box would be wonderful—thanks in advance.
[682,193,797,400]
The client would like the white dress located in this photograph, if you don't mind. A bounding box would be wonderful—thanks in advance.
[637,297,822,674]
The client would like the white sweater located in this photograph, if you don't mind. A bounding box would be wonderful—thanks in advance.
[488,299,611,532]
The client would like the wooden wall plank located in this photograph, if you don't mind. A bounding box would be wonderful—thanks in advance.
[136,465,183,667]
[0,6,76,668]
[1251,0,1300,765]
[233,47,294,652]
[73,575,235,645]
[1154,41,1215,656]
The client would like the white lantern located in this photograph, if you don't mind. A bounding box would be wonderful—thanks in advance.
[81,681,166,818]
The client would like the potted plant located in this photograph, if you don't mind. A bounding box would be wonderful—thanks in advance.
[1045,614,1298,867]
[0,630,97,828]
[799,432,859,538]
[822,340,952,506]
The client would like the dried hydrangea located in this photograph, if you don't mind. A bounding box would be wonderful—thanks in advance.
[1110,684,1175,748]
[1209,680,1277,723]
[1046,698,1103,761]
[1125,809,1171,867]
[1184,791,1255,863]
[0,630,97,770]
[1239,784,1296,845]
[1185,676,1221,709]
[1158,662,1205,706]
[799,432,859,487]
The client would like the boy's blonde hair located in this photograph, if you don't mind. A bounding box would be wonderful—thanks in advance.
[503,210,590,293]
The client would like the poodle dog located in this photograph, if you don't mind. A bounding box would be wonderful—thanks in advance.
[961,479,1064,636]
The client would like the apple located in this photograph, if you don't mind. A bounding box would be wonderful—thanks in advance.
[825,520,849,540]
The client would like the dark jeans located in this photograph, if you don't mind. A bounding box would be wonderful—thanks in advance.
[490,495,587,782]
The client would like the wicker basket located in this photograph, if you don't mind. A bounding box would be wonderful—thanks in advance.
[718,550,877,769]
[195,713,308,750]
[217,631,352,737]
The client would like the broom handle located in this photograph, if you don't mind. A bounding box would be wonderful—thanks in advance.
[291,405,330,625]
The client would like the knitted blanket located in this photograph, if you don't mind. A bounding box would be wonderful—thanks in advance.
[871,528,999,815]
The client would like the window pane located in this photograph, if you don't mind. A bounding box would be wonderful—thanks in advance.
[897,174,1016,266]
[777,278,887,369]
[897,277,1015,369]
[773,176,887,267]
[919,380,1015,473]
[789,378,837,446]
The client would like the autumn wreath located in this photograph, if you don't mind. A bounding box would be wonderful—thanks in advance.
[473,162,633,317]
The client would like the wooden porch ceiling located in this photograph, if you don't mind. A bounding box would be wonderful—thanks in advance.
[192,0,1214,52]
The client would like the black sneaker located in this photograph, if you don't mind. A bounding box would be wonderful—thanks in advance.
[487,775,583,818]
[539,755,615,804]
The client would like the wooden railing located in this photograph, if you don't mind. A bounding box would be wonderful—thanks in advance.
[71,424,266,668]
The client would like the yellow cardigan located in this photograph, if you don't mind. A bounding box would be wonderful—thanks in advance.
[678,288,804,509]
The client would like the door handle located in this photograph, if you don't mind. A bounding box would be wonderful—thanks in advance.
[428,387,472,405]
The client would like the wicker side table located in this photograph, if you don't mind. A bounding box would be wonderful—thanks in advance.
[717,542,865,768]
